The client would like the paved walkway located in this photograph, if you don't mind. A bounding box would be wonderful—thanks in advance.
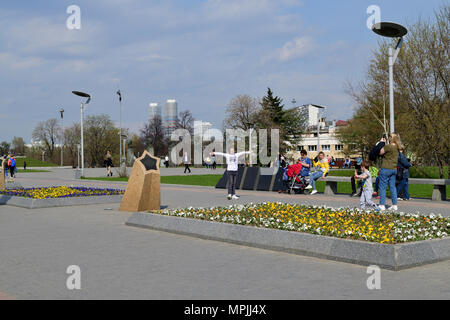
[0,169,449,299]
[11,170,450,216]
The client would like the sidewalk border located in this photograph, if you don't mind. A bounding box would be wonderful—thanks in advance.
[0,195,123,209]
[126,212,450,271]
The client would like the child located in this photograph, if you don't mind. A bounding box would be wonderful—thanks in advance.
[355,160,378,210]
[211,148,250,200]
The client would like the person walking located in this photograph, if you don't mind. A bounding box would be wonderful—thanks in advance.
[183,152,191,174]
[308,152,330,195]
[377,133,402,211]
[164,155,169,168]
[211,155,216,170]
[23,161,27,171]
[8,154,16,178]
[397,148,412,201]
[355,160,379,210]
[211,148,250,200]
[105,151,113,177]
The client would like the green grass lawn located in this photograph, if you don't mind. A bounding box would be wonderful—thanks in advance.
[14,157,58,168]
[83,174,449,199]
[82,175,223,187]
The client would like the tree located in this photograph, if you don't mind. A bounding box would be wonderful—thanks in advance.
[394,5,449,177]
[84,114,120,167]
[340,4,449,177]
[176,110,194,135]
[140,115,168,157]
[11,137,26,155]
[63,124,81,167]
[260,88,285,125]
[223,95,260,130]
[0,141,10,156]
[130,133,146,158]
[32,118,60,158]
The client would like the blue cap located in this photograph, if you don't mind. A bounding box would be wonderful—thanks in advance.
[357,158,362,165]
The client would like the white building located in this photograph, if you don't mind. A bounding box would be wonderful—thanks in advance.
[164,99,178,135]
[286,104,348,161]
[149,103,162,120]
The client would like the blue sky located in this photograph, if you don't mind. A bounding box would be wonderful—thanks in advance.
[0,0,445,142]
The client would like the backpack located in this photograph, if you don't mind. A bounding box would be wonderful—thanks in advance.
[369,142,385,161]
[369,166,379,178]
[11,158,16,167]
[396,166,404,182]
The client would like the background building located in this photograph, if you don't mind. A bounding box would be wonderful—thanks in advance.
[149,103,162,120]
[164,99,178,135]
[286,104,351,162]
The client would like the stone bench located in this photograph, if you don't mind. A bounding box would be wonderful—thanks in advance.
[321,176,449,201]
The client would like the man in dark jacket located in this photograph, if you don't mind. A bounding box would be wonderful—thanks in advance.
[397,149,412,200]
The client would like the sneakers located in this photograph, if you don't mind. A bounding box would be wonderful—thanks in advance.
[305,185,312,190]
[232,195,240,200]
[378,205,386,211]
[310,190,318,195]
[227,194,232,200]
[388,205,398,211]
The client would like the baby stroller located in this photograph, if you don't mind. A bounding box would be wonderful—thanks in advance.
[283,163,311,194]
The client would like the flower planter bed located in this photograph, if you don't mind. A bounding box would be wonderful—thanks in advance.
[0,186,124,209]
[126,202,450,270]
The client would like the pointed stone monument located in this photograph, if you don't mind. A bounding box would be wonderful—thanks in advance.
[0,159,5,190]
[119,151,161,212]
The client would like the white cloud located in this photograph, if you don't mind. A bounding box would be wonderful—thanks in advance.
[279,36,314,61]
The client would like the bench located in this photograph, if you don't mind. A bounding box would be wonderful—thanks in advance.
[321,176,449,201]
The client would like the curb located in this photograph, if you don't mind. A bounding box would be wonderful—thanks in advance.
[126,212,450,271]
[0,195,123,209]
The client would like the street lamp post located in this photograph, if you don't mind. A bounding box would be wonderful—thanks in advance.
[116,90,123,167]
[60,108,64,166]
[372,22,408,134]
[72,91,91,177]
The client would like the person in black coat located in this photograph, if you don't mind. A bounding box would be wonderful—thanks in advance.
[396,148,412,200]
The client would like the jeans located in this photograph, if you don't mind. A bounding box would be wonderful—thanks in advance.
[397,178,410,199]
[374,176,380,193]
[184,164,191,173]
[310,171,324,191]
[379,168,398,205]
[227,171,238,195]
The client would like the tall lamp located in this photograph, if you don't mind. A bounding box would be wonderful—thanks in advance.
[59,108,64,166]
[72,91,91,177]
[372,22,408,134]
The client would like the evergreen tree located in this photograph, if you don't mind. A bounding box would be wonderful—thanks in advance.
[260,88,285,125]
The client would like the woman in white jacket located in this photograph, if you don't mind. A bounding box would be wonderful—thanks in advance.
[211,149,250,200]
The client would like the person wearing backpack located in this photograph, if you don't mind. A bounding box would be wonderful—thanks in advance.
[377,133,402,211]
[396,148,412,201]
[8,154,16,178]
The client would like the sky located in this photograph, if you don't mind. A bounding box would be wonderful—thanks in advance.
[0,0,445,142]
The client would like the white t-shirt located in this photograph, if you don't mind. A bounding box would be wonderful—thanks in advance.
[214,152,250,172]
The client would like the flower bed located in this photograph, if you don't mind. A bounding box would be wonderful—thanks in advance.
[150,202,450,244]
[0,186,124,199]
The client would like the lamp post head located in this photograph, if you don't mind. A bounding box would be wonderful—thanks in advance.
[372,22,407,38]
[72,91,91,104]
[60,108,64,118]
